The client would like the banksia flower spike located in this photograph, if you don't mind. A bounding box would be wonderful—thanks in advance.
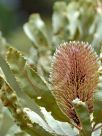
[50,41,99,125]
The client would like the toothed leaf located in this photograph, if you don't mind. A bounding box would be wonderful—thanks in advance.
[0,54,45,118]
[6,47,68,122]
[0,76,54,136]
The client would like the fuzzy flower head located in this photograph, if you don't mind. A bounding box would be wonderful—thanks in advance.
[50,41,99,124]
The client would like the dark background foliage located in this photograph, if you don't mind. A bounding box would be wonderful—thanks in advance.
[0,0,57,35]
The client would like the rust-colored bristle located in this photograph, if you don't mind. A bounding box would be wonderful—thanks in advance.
[50,41,99,124]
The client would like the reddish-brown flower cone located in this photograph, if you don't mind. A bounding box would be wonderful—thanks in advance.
[50,41,99,124]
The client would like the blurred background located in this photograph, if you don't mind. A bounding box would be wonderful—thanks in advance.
[1,0,102,53]
[0,0,60,52]
[0,0,55,34]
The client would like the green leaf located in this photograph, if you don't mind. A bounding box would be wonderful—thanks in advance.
[23,14,50,49]
[93,76,102,123]
[0,54,44,119]
[23,108,55,135]
[0,108,14,136]
[73,98,92,136]
[52,2,68,46]
[100,128,102,136]
[0,32,10,56]
[52,1,81,46]
[6,47,69,122]
[6,125,30,136]
[41,107,78,136]
[92,124,102,136]
[0,76,54,136]
[0,54,21,96]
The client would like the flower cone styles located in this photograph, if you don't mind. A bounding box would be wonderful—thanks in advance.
[50,41,99,124]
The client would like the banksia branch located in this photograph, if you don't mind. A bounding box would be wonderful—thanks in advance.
[0,76,41,135]
[50,41,99,125]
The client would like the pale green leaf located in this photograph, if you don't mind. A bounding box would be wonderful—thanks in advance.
[0,76,55,136]
[0,55,44,119]
[23,14,50,49]
[6,125,30,136]
[41,107,78,136]
[93,76,102,123]
[0,32,10,56]
[52,2,68,46]
[92,124,102,136]
[6,47,68,122]
[73,98,92,136]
